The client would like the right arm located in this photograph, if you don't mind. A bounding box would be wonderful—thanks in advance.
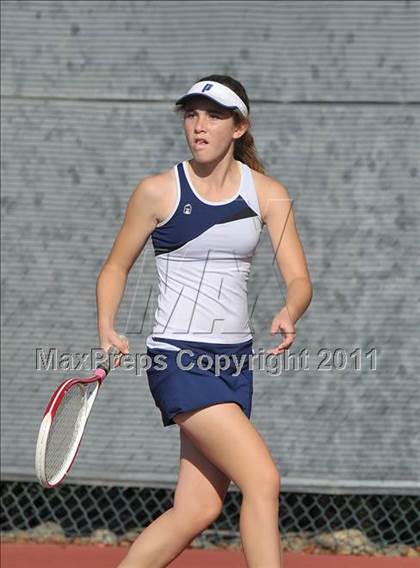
[96,177,162,353]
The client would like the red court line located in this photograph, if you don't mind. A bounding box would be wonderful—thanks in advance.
[2,543,420,568]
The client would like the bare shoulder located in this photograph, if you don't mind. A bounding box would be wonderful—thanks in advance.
[132,166,174,202]
[130,166,177,225]
[248,167,292,223]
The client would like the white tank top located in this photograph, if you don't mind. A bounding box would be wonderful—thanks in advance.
[146,159,263,347]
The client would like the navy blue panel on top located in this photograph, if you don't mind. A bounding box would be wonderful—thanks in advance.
[151,163,258,256]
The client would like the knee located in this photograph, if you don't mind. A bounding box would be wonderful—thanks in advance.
[199,501,224,527]
[175,501,223,532]
[261,466,281,499]
[246,465,281,501]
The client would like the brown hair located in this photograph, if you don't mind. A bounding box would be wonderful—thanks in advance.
[174,74,265,174]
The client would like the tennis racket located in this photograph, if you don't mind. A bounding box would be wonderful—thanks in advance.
[35,343,124,488]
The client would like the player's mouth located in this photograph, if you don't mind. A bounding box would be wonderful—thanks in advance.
[194,138,209,149]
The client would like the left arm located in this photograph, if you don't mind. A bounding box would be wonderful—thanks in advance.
[261,178,313,354]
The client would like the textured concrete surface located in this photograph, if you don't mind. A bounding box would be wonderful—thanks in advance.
[1,1,419,492]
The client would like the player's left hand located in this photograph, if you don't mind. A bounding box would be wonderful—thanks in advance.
[266,306,296,355]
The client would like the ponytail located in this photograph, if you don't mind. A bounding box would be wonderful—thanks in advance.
[233,120,265,174]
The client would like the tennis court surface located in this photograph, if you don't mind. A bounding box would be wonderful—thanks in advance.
[2,543,420,568]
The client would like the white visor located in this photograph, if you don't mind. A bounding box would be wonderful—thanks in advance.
[175,80,248,117]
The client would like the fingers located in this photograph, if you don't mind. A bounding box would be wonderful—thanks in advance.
[98,333,129,371]
[100,331,130,355]
[113,335,129,369]
[266,326,296,355]
[266,336,295,355]
[116,334,129,355]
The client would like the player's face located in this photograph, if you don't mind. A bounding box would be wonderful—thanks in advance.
[182,96,247,161]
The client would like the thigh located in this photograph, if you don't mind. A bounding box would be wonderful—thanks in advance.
[174,427,231,514]
[173,403,280,496]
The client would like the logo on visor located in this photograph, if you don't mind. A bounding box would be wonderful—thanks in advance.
[201,83,214,93]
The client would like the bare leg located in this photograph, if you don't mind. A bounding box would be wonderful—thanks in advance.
[240,494,283,568]
[116,427,231,568]
[173,403,284,568]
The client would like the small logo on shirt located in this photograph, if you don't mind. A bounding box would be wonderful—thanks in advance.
[183,203,192,215]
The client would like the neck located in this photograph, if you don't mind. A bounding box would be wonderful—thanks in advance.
[188,152,239,190]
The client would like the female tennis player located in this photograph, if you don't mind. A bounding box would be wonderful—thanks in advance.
[97,74,312,568]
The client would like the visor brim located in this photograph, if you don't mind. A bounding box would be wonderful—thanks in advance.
[175,93,240,112]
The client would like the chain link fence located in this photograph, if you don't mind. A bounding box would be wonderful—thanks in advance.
[1,481,419,556]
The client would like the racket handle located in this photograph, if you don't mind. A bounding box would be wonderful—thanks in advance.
[97,345,121,375]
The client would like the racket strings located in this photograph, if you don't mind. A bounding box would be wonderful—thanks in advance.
[45,384,88,482]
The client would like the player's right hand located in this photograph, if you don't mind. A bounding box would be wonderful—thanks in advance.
[99,330,130,355]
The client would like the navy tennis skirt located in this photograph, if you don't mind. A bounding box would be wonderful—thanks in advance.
[146,336,254,427]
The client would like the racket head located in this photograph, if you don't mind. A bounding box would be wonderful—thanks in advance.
[35,376,101,488]
[35,345,122,488]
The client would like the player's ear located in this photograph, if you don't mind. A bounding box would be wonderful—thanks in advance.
[233,117,249,140]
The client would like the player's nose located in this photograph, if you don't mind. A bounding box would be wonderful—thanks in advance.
[194,112,208,131]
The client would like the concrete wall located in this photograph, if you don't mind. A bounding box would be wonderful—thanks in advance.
[1,0,419,493]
